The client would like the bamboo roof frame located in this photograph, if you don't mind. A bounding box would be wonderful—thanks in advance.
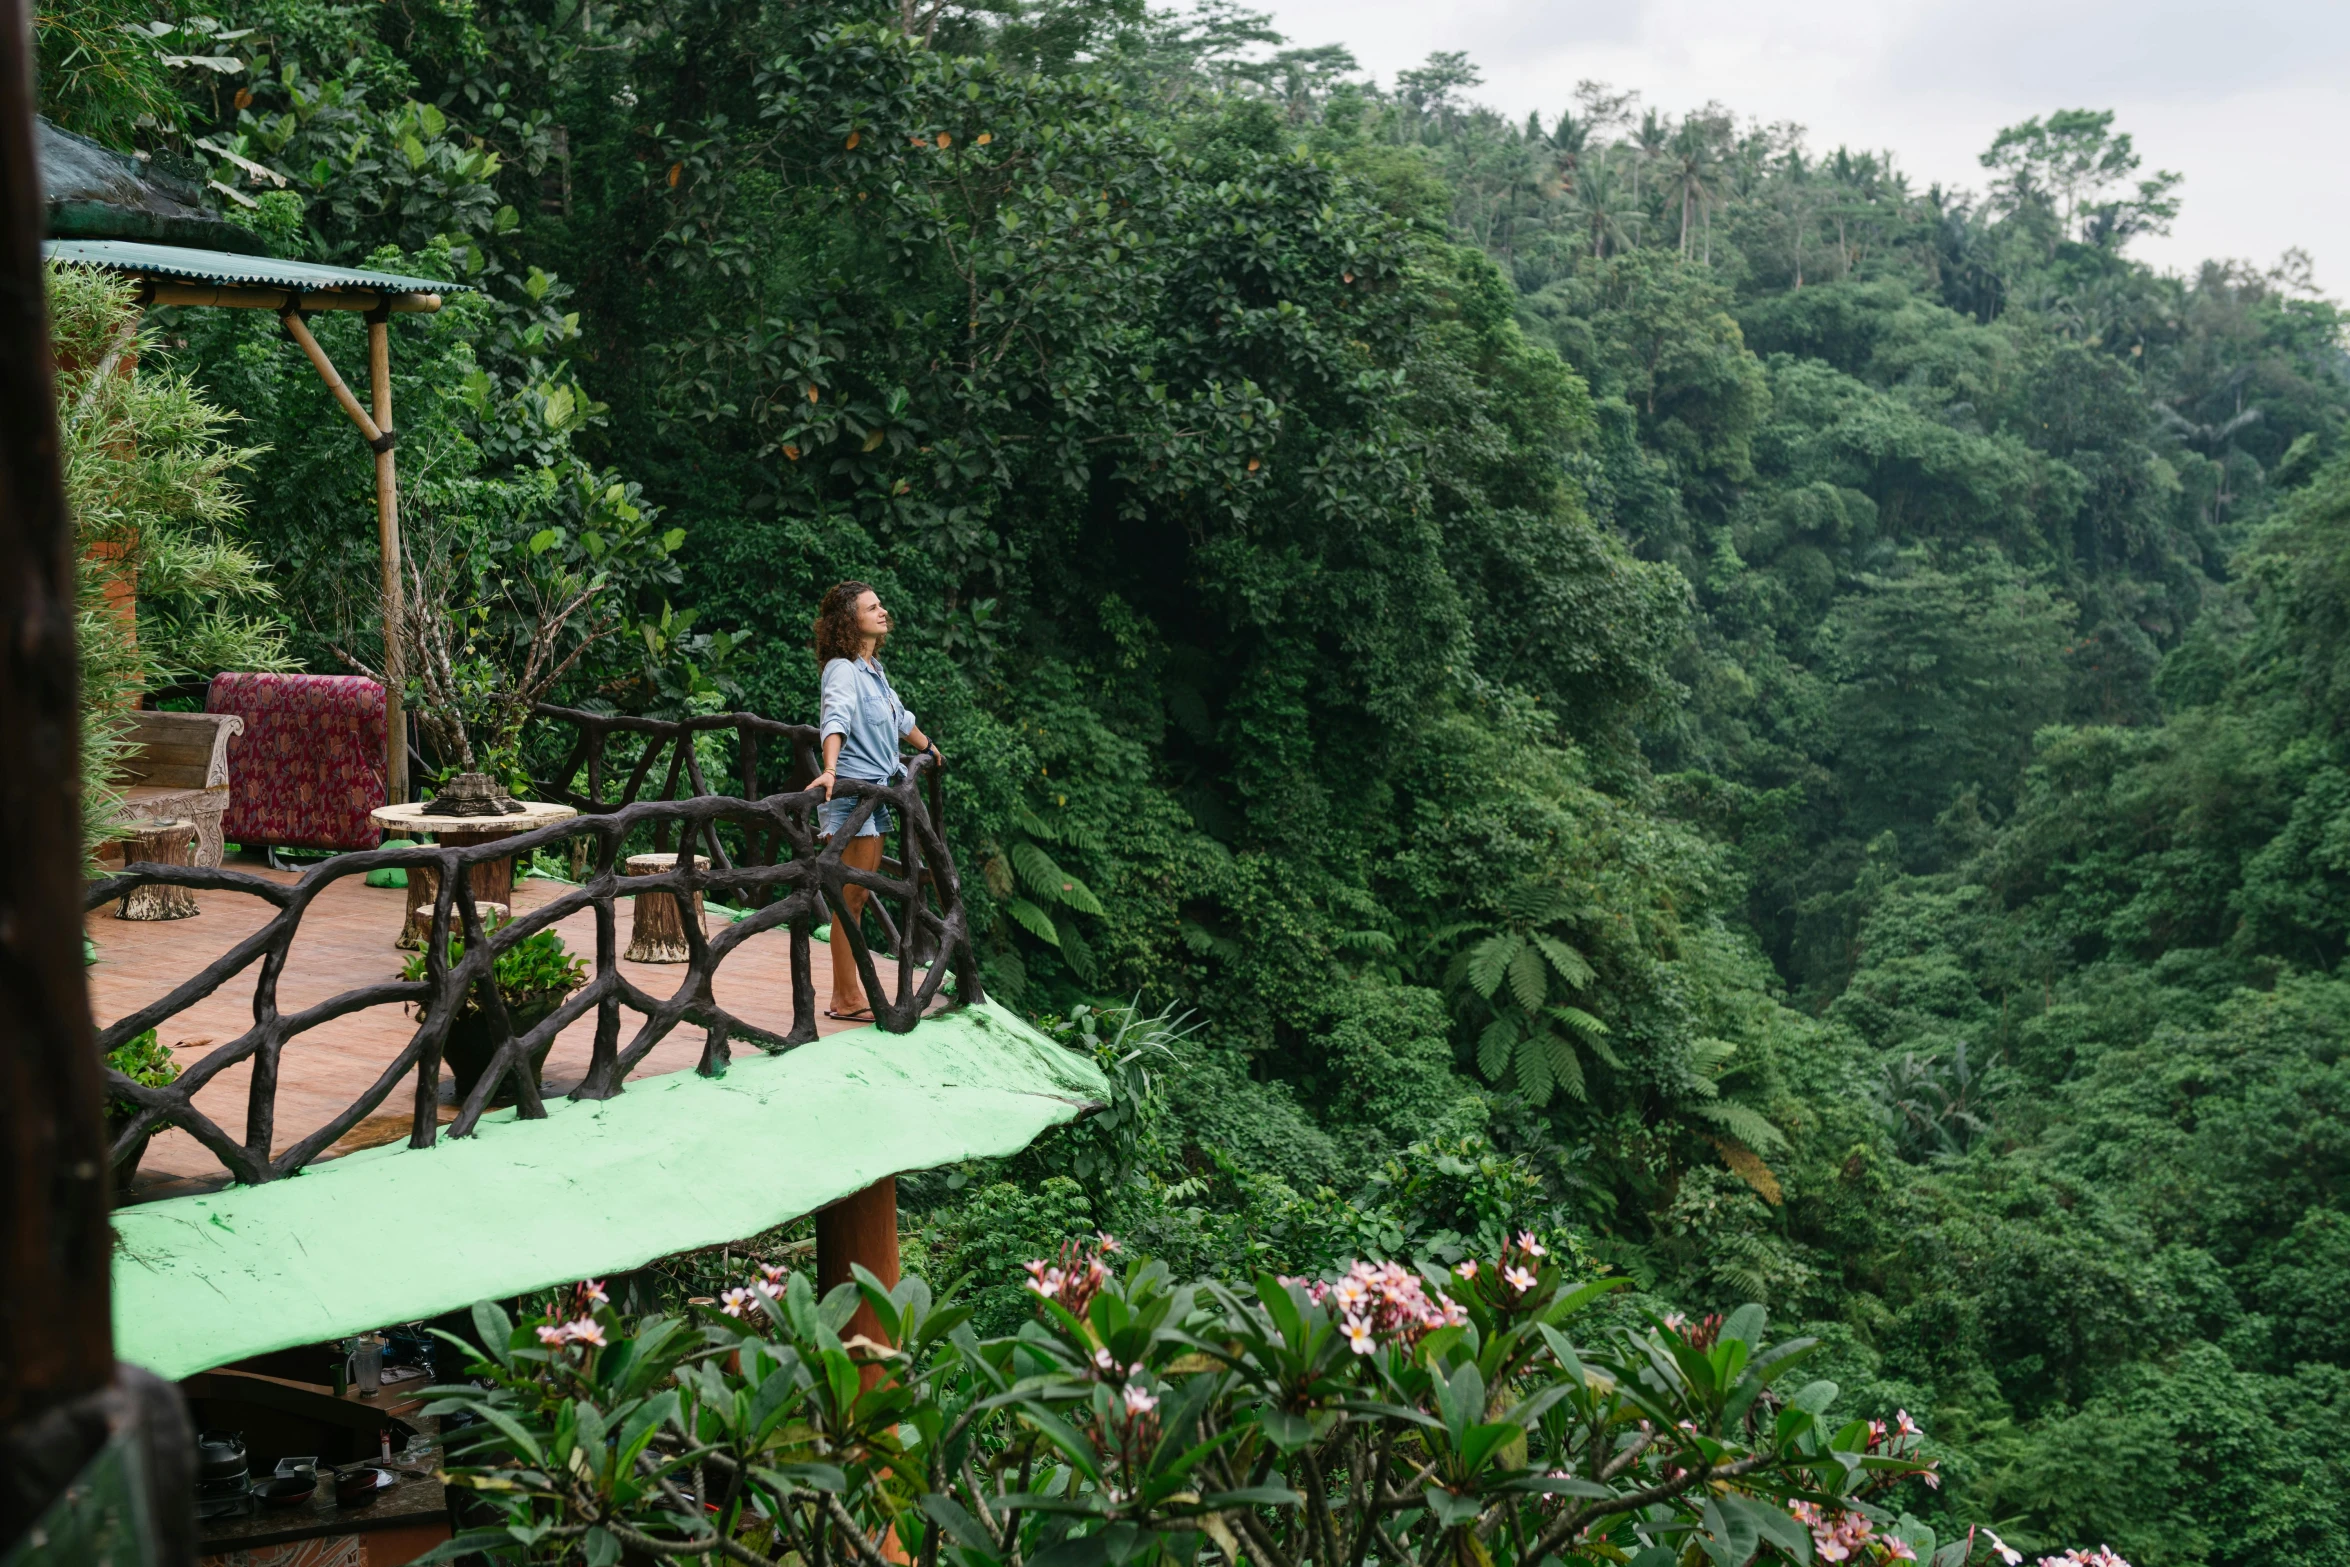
[44,239,477,806]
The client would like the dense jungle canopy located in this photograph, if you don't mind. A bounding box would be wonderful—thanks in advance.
[39,0,2350,1559]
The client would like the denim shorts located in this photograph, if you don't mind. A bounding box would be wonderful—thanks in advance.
[818,791,893,840]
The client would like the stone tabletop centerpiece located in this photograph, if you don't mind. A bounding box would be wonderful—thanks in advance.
[369,779,577,948]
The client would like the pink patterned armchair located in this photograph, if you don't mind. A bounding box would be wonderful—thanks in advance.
[207,673,389,852]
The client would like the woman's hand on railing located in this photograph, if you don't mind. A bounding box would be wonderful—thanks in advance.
[811,768,836,800]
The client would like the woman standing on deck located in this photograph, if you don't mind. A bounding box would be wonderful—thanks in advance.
[809,581,940,1021]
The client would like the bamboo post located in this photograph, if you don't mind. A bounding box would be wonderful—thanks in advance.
[367,309,406,805]
[279,304,406,803]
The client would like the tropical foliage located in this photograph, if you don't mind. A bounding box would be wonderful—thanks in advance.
[38,0,2350,1560]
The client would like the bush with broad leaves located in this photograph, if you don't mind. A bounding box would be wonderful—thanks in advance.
[418,1237,2108,1567]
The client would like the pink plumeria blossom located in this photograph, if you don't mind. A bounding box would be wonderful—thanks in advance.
[760,1264,787,1289]
[1984,1531,2024,1567]
[536,1324,570,1346]
[581,1279,610,1305]
[1455,1260,1478,1279]
[1894,1408,1919,1438]
[2036,1551,2132,1567]
[1788,1501,1876,1564]
[1503,1265,1538,1293]
[562,1318,606,1347]
[1516,1231,1546,1258]
[1120,1383,1158,1416]
[1883,1539,1916,1562]
[1304,1261,1458,1350]
[720,1287,757,1319]
[1023,1238,1116,1316]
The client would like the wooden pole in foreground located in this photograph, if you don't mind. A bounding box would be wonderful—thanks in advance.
[0,0,112,1446]
[1,8,194,1560]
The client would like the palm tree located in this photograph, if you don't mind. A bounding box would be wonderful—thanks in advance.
[1665,119,1722,258]
[1570,152,1640,257]
[1631,107,1670,202]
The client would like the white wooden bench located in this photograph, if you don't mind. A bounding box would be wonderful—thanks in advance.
[113,710,244,867]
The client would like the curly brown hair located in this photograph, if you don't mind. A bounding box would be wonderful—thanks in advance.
[812,580,884,668]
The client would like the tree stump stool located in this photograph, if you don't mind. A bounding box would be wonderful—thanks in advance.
[401,868,511,948]
[624,853,706,963]
[116,818,199,921]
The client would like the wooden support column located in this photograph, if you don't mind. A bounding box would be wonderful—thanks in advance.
[815,1177,900,1354]
[280,304,406,803]
[366,309,406,805]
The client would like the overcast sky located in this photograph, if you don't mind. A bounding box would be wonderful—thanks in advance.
[1246,0,2350,297]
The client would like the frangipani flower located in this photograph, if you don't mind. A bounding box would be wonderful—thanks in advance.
[720,1287,757,1318]
[1503,1265,1538,1292]
[1342,1316,1375,1354]
[561,1317,606,1347]
[1120,1383,1158,1415]
[1984,1531,2024,1567]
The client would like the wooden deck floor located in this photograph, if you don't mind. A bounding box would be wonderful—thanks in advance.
[90,852,929,1201]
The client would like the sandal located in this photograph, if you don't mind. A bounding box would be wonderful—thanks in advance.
[825,1007,874,1022]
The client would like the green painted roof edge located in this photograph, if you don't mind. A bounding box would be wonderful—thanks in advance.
[43,238,471,295]
[110,1000,1104,1380]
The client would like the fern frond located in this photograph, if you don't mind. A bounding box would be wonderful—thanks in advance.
[1514,1030,1555,1106]
[1504,881,1571,924]
[981,852,1016,899]
[1544,1004,1609,1037]
[1057,873,1107,917]
[1690,1099,1789,1155]
[1006,898,1062,946]
[1466,933,1523,1000]
[1532,933,1594,990]
[1477,1017,1518,1082]
[1690,1036,1739,1076]
[1507,942,1549,1014]
[1010,840,1068,903]
[1016,806,1055,840]
[1541,1027,1588,1102]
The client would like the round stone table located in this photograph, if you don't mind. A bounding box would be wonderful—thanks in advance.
[370,800,577,949]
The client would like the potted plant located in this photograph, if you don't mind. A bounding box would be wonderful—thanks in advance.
[404,920,588,1103]
[104,1028,179,1196]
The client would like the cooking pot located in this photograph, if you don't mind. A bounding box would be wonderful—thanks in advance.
[195,1430,247,1482]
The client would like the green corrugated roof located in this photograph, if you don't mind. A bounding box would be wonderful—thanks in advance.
[111,1001,1106,1380]
[44,238,469,295]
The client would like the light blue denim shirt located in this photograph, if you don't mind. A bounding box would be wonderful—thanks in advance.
[819,655,916,782]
